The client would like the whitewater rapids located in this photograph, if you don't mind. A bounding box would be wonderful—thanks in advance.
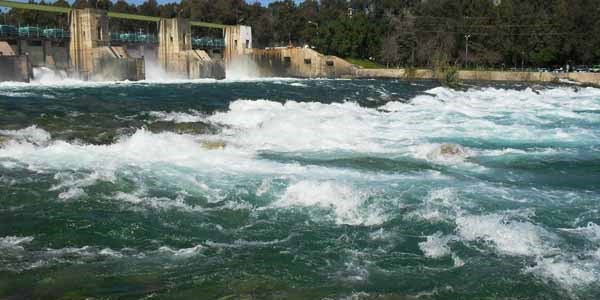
[0,79,599,299]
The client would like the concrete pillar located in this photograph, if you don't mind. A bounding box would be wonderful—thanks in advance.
[42,40,52,67]
[158,17,192,75]
[223,25,252,65]
[69,8,109,78]
[0,55,32,82]
[155,18,226,79]
[68,8,144,81]
[17,39,27,56]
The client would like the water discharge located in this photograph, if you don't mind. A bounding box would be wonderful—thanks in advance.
[0,79,599,299]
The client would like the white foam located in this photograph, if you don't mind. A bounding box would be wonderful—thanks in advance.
[204,235,293,249]
[526,255,600,289]
[3,85,599,176]
[451,253,465,267]
[407,188,463,223]
[561,222,600,243]
[593,248,600,260]
[32,67,79,84]
[99,248,124,258]
[0,126,51,144]
[208,85,600,158]
[0,127,405,216]
[158,244,204,257]
[58,187,87,201]
[147,110,206,123]
[255,178,272,196]
[273,180,381,226]
[0,236,34,250]
[209,100,388,153]
[112,191,201,212]
[456,213,556,256]
[290,82,307,87]
[419,232,454,258]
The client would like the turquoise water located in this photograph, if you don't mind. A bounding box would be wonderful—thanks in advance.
[0,78,599,299]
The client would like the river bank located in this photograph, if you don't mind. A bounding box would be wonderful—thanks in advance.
[353,67,600,86]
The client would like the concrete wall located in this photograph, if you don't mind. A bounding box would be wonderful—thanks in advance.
[15,41,69,69]
[158,17,191,75]
[0,55,32,82]
[246,47,356,78]
[69,8,143,81]
[69,8,109,77]
[158,18,225,79]
[44,42,69,69]
[91,46,144,81]
[354,68,600,86]
[354,68,434,79]
[0,41,15,56]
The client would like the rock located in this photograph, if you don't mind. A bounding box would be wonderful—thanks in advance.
[201,140,226,150]
[427,143,470,162]
[439,143,467,156]
[147,121,220,135]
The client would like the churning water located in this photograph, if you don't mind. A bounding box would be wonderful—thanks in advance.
[0,77,599,299]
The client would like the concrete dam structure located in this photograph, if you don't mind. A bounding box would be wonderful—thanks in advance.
[0,0,361,82]
[0,0,358,82]
[247,47,356,78]
[158,18,224,79]
[69,9,144,81]
[0,0,236,82]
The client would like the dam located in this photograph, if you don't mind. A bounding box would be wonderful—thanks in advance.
[0,0,253,82]
[0,0,358,82]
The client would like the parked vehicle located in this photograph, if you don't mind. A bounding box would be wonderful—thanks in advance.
[590,65,600,73]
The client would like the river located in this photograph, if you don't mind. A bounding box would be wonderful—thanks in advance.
[0,77,599,299]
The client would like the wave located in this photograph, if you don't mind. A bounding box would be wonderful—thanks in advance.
[146,110,207,123]
[0,126,51,145]
[0,236,34,250]
[456,213,558,256]
[271,180,382,226]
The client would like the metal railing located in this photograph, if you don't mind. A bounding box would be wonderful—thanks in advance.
[1,25,225,49]
[192,38,224,49]
[109,32,157,44]
[0,24,70,39]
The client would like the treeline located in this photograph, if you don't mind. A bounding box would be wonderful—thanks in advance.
[3,0,600,68]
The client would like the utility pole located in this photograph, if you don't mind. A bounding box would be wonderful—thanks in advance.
[465,34,471,69]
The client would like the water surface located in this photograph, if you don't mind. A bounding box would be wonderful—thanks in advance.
[0,78,599,299]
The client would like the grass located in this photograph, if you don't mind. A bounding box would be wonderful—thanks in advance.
[346,58,385,69]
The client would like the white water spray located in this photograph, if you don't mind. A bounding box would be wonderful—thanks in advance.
[225,55,261,80]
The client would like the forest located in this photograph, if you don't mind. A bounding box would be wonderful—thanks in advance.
[2,0,600,69]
